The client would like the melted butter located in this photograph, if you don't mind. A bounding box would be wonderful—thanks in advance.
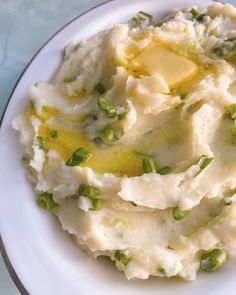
[39,124,143,176]
[24,105,59,121]
[132,45,198,88]
[171,64,214,96]
[125,40,214,95]
[41,106,60,119]
[24,107,143,176]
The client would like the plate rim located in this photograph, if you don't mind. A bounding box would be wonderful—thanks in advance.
[0,1,113,293]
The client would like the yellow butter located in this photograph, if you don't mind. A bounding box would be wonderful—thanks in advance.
[133,45,198,87]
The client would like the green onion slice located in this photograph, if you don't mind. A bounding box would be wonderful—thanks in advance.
[128,11,153,28]
[97,97,116,118]
[114,250,131,266]
[37,192,57,210]
[222,197,232,206]
[228,103,236,119]
[49,130,58,139]
[172,207,190,221]
[157,267,166,275]
[90,199,102,211]
[190,8,206,22]
[212,40,236,59]
[157,166,172,175]
[99,125,124,143]
[117,108,129,120]
[95,83,106,94]
[142,157,157,173]
[131,201,137,207]
[63,76,77,83]
[200,249,226,272]
[99,126,115,142]
[66,147,92,166]
[194,155,214,177]
[36,136,45,150]
[78,184,100,199]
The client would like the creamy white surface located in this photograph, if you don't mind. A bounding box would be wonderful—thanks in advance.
[13,2,236,280]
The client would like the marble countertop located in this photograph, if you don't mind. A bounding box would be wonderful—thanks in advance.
[1,0,236,294]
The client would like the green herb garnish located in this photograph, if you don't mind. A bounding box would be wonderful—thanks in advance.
[66,147,92,166]
[228,103,236,119]
[99,125,124,143]
[157,166,172,175]
[90,198,102,211]
[194,155,214,177]
[157,267,166,275]
[172,207,190,221]
[190,8,206,22]
[63,76,77,83]
[212,39,236,59]
[131,201,137,207]
[95,83,106,94]
[128,11,153,28]
[117,108,129,120]
[114,250,131,266]
[200,249,226,272]
[49,130,58,139]
[37,192,57,210]
[36,136,45,150]
[97,97,116,118]
[142,156,157,173]
[78,184,100,199]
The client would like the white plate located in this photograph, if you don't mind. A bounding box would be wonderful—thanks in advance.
[2,0,235,294]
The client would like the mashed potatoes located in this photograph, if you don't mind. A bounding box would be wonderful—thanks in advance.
[13,3,236,280]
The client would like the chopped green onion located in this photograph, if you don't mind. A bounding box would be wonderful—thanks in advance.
[99,126,115,142]
[226,37,236,42]
[63,76,77,83]
[138,11,153,20]
[212,40,236,58]
[131,201,137,207]
[90,199,102,211]
[157,267,166,275]
[95,83,106,94]
[37,192,57,210]
[114,250,131,266]
[99,125,124,143]
[78,184,100,199]
[66,147,92,166]
[194,155,214,177]
[142,157,157,173]
[29,100,34,108]
[154,22,163,27]
[222,197,232,206]
[21,154,29,163]
[180,93,187,101]
[200,249,226,272]
[128,11,153,28]
[93,136,103,145]
[167,135,183,146]
[36,136,45,150]
[172,207,190,221]
[190,8,206,22]
[157,166,172,175]
[97,97,116,118]
[117,108,129,120]
[49,130,58,139]
[90,114,98,121]
[228,103,236,119]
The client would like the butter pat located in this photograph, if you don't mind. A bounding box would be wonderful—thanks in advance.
[133,45,198,87]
